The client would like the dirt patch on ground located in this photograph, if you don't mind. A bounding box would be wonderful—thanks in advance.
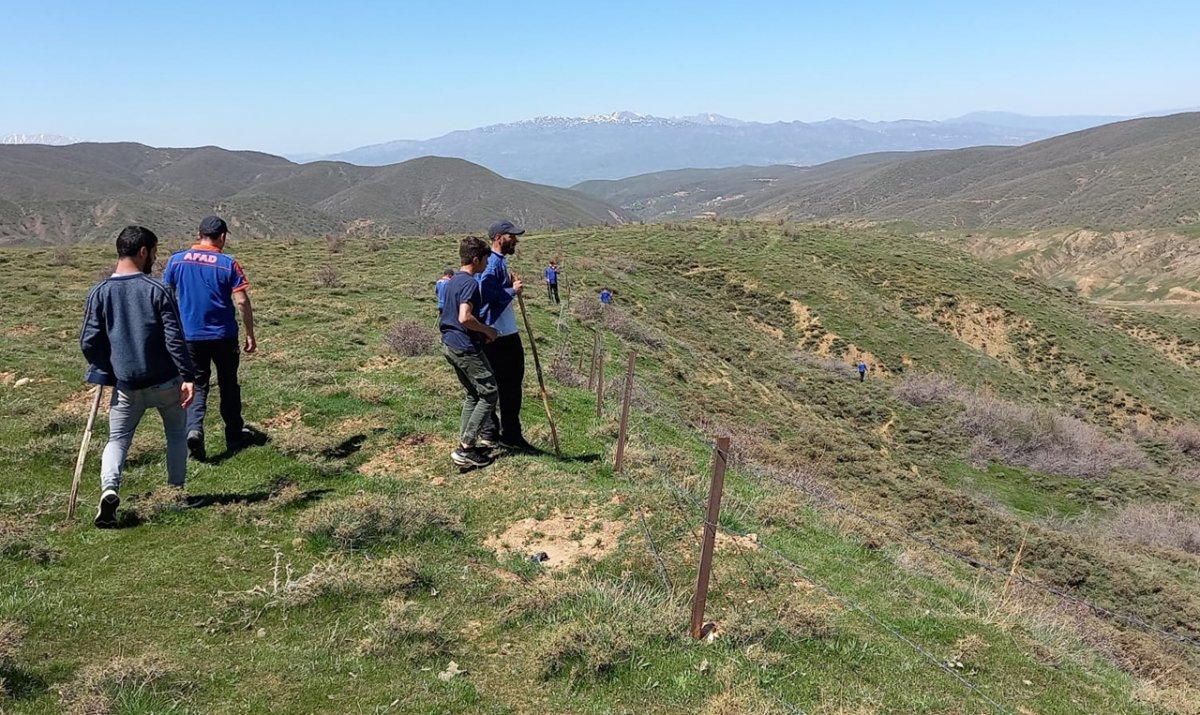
[54,387,110,418]
[4,325,37,337]
[914,300,1026,367]
[358,355,403,372]
[746,317,784,341]
[261,408,304,430]
[358,433,451,477]
[1120,326,1200,369]
[691,527,760,553]
[337,415,389,433]
[485,508,625,570]
[0,372,16,386]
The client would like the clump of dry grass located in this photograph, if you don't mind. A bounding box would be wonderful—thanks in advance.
[0,620,27,697]
[719,598,836,648]
[297,492,461,550]
[1,515,60,565]
[1165,423,1200,459]
[960,395,1148,478]
[793,351,857,379]
[385,319,438,357]
[57,652,185,715]
[893,372,963,405]
[358,599,453,657]
[1103,503,1200,555]
[126,487,188,523]
[316,264,341,288]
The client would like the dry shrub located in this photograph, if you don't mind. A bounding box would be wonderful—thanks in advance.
[57,652,184,715]
[548,356,586,387]
[316,264,341,288]
[604,374,656,410]
[960,395,1148,478]
[358,599,452,657]
[571,299,604,323]
[893,372,962,406]
[53,244,75,266]
[267,554,423,609]
[793,351,856,379]
[1104,504,1200,555]
[385,319,438,357]
[1178,466,1200,485]
[325,232,344,254]
[1165,423,1200,459]
[603,309,664,348]
[297,492,461,550]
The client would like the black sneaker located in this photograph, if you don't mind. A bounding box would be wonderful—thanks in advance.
[499,437,539,454]
[451,447,494,468]
[94,489,120,528]
[187,431,206,461]
[226,427,254,449]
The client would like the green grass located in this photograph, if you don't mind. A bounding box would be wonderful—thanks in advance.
[2,224,1199,713]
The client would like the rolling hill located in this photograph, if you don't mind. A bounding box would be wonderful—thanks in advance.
[574,112,1200,230]
[0,144,629,244]
[3,223,1200,713]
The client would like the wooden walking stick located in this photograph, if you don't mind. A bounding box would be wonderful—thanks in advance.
[67,385,105,518]
[516,293,561,458]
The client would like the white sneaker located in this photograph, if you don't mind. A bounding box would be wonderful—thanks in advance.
[94,489,120,528]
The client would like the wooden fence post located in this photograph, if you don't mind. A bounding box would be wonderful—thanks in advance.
[615,351,636,474]
[690,437,730,639]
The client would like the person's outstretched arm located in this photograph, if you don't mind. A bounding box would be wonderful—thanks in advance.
[234,290,257,354]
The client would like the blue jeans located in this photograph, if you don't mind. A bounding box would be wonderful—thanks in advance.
[100,378,188,491]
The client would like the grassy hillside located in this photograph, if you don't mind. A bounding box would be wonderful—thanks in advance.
[575,113,1200,230]
[0,144,630,244]
[2,223,1199,714]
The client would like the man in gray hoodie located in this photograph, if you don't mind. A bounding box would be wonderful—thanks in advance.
[80,226,196,528]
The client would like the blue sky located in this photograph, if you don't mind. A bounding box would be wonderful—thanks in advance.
[2,0,1196,154]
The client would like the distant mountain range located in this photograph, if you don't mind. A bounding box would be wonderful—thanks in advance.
[1,133,79,146]
[315,110,1184,186]
[572,113,1200,230]
[0,144,628,244]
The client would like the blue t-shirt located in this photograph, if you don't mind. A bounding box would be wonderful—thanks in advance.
[478,251,518,336]
[600,289,612,304]
[440,272,485,353]
[435,277,450,309]
[544,266,558,284]
[162,245,248,341]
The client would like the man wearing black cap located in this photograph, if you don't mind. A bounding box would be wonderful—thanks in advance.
[162,216,257,460]
[476,220,535,453]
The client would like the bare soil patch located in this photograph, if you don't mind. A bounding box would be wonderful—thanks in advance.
[358,433,451,477]
[486,508,625,570]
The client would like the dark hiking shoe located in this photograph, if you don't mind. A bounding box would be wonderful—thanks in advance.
[94,489,120,528]
[226,427,255,449]
[451,447,494,468]
[187,431,206,461]
[499,437,539,454]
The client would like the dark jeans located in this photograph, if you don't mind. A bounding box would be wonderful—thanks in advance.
[546,282,559,304]
[443,345,498,446]
[187,338,244,438]
[481,333,525,441]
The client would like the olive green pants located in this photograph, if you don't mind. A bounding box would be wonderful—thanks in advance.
[442,345,499,447]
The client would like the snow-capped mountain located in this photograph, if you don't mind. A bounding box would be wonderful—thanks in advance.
[1,133,80,146]
[318,111,1130,186]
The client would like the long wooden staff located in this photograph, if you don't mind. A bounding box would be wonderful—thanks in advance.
[516,293,561,458]
[67,385,105,518]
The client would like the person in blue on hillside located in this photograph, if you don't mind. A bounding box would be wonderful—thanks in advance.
[600,287,613,306]
[477,220,537,454]
[440,236,500,469]
[435,268,453,312]
[81,226,196,528]
[162,216,257,461]
[858,359,867,383]
[543,261,560,304]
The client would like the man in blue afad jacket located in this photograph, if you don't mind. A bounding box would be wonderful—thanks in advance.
[81,226,196,528]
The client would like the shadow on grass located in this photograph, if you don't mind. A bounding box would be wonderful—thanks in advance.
[321,434,367,460]
[187,488,333,510]
[0,666,48,701]
[206,426,271,465]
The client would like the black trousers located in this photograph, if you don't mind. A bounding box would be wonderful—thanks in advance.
[481,333,525,441]
[186,338,244,438]
[546,282,559,304]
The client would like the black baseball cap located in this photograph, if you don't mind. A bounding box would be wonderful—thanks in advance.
[199,216,229,236]
[488,220,525,239]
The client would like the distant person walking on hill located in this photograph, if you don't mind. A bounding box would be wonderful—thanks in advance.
[435,268,453,312]
[600,287,613,306]
[81,225,196,528]
[477,220,536,453]
[858,360,867,382]
[163,216,257,461]
[544,261,560,304]
[441,236,500,468]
